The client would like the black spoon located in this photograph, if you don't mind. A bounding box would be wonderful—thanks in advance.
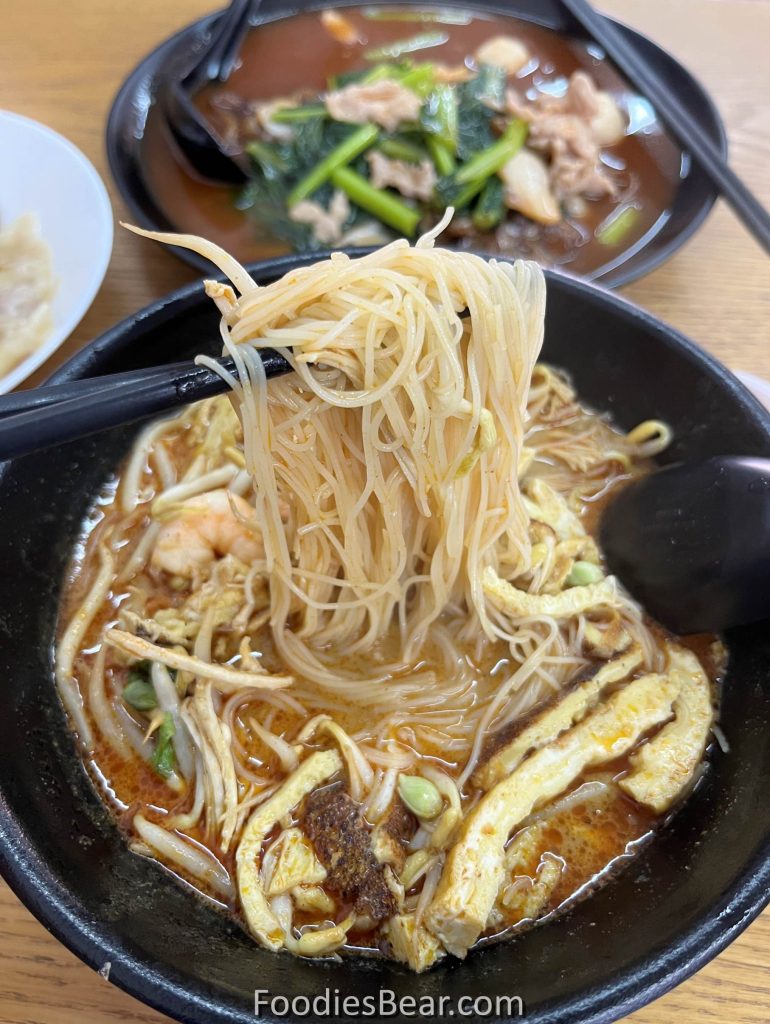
[600,456,770,634]
[159,0,254,184]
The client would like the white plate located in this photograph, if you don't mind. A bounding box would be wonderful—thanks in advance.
[0,110,113,392]
[735,371,770,412]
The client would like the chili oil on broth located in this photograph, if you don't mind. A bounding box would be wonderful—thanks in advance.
[141,7,680,274]
[56,368,718,963]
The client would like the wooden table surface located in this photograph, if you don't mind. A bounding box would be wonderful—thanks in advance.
[1,0,769,1021]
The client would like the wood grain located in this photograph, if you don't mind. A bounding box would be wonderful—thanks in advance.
[0,1,768,1021]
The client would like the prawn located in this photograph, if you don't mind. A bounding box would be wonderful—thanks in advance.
[152,489,264,577]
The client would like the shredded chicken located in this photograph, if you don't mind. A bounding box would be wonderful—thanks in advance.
[104,628,292,693]
[507,71,624,200]
[289,190,350,246]
[366,151,436,202]
[325,79,422,132]
[254,99,297,143]
[181,682,240,851]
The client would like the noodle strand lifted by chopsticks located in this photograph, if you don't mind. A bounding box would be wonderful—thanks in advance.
[126,220,545,692]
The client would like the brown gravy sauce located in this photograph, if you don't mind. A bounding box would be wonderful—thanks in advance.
[141,7,681,274]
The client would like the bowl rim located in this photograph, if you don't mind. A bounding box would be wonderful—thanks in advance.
[0,109,114,393]
[104,0,727,289]
[1,257,769,1024]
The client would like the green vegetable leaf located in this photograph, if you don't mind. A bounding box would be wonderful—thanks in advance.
[150,713,177,779]
[456,63,507,162]
[288,123,380,207]
[237,117,366,248]
[331,61,411,90]
[473,176,505,231]
[421,84,458,152]
[123,669,158,712]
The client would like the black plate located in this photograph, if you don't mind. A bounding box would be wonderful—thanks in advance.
[106,0,726,288]
[1,257,769,1024]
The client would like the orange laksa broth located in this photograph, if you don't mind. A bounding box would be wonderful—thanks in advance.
[58,360,725,969]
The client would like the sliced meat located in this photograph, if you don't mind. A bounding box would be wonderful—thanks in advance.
[619,644,714,812]
[371,798,417,872]
[474,644,643,790]
[367,151,436,201]
[425,671,678,957]
[289,190,350,246]
[506,71,622,200]
[325,80,422,132]
[302,785,397,921]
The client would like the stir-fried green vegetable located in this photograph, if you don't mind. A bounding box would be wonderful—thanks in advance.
[398,62,437,98]
[151,713,177,779]
[473,177,506,231]
[288,123,380,206]
[270,103,327,125]
[421,84,458,154]
[123,662,157,711]
[455,119,527,185]
[234,47,627,249]
[379,136,429,163]
[597,204,640,246]
[426,136,455,176]
[331,166,422,236]
[362,7,473,25]
[364,30,448,61]
[456,64,507,161]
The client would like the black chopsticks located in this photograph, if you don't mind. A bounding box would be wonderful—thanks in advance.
[560,0,770,254]
[0,349,292,463]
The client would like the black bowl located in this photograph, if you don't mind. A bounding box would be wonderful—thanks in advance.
[1,256,769,1024]
[106,0,726,288]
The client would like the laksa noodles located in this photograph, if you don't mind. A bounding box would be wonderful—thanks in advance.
[57,220,722,971]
